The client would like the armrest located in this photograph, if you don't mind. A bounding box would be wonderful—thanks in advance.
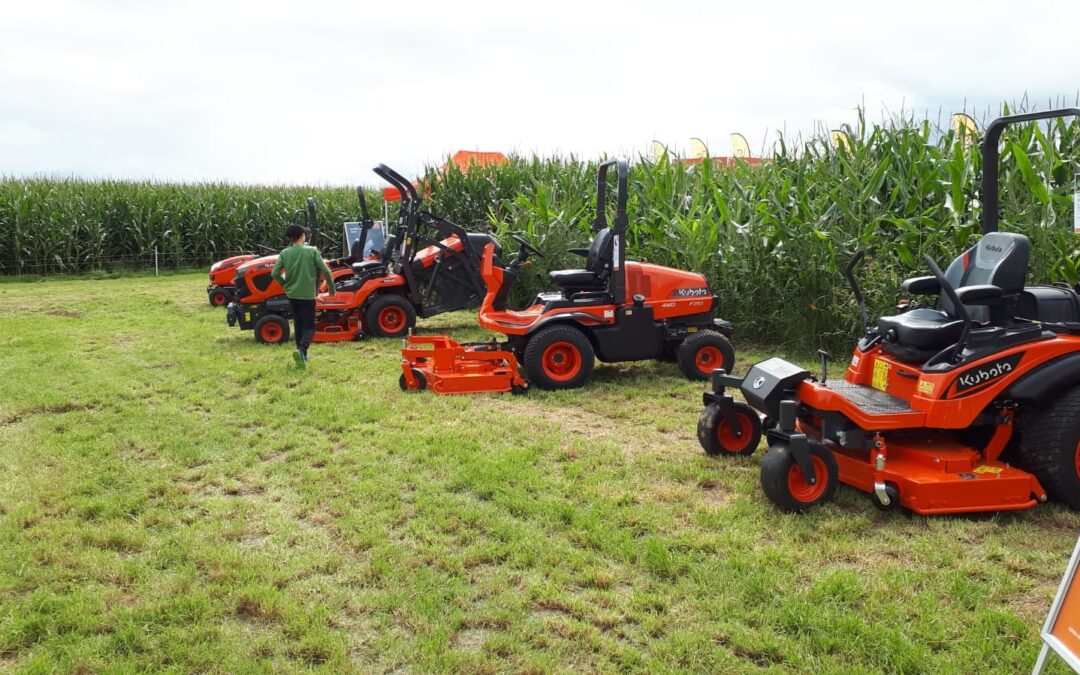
[901,276,940,294]
[956,284,1004,305]
[567,248,589,257]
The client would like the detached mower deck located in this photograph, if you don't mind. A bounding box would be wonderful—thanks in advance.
[400,334,527,395]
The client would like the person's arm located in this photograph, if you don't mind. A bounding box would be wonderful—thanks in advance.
[271,254,285,287]
[316,251,336,295]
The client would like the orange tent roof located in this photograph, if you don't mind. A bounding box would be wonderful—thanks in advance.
[382,151,508,201]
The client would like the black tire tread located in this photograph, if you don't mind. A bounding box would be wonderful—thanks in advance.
[759,443,839,513]
[253,314,290,345]
[676,330,735,381]
[365,294,417,338]
[1014,386,1080,510]
[697,402,763,457]
[522,324,595,390]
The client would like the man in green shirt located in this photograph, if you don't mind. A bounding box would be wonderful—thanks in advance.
[271,224,336,367]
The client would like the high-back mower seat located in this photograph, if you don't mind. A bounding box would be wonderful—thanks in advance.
[878,232,1030,362]
[548,228,614,292]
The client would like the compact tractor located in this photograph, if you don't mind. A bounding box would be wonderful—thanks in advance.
[225,197,358,344]
[400,159,738,392]
[228,164,501,344]
[698,108,1080,515]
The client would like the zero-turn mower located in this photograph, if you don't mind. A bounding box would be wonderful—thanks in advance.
[400,159,738,392]
[698,107,1080,515]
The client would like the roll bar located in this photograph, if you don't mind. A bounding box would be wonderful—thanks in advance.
[373,164,421,266]
[594,159,629,234]
[305,197,319,246]
[351,186,374,260]
[981,107,1080,234]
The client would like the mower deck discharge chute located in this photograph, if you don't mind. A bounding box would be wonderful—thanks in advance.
[698,108,1080,516]
[401,159,739,393]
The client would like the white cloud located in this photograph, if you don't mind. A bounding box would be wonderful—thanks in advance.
[1,0,1078,185]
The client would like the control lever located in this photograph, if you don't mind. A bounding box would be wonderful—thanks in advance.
[817,349,830,384]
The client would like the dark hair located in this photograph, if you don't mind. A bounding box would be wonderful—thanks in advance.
[286,224,308,242]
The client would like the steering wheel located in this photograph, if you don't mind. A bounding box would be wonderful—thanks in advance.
[510,233,543,258]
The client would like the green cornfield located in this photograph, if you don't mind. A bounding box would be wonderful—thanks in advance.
[2,104,1079,351]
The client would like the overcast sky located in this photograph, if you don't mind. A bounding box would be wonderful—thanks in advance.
[2,0,1078,186]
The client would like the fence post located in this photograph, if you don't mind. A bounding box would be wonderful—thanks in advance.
[154,247,159,276]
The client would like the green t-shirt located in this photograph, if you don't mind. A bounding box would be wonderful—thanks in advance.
[270,244,334,300]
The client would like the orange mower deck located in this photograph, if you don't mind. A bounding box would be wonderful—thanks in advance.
[400,334,528,395]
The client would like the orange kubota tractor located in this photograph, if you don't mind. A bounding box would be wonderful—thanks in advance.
[225,196,358,344]
[697,107,1080,515]
[229,164,502,344]
[400,159,738,392]
[207,247,274,307]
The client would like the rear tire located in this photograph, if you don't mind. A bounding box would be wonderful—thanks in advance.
[523,325,594,390]
[697,402,762,457]
[677,330,735,381]
[1013,386,1080,510]
[760,442,839,512]
[365,294,417,338]
[254,314,290,345]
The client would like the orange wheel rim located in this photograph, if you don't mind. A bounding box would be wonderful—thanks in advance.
[212,292,226,304]
[378,306,406,333]
[261,323,282,341]
[695,345,724,374]
[541,341,581,381]
[787,455,828,503]
[1074,441,1080,481]
[716,412,754,453]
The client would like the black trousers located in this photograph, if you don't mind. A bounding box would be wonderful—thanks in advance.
[288,298,316,354]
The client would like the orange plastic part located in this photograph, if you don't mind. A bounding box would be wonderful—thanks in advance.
[400,334,527,395]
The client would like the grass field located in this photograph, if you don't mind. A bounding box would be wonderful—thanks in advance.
[2,272,1079,673]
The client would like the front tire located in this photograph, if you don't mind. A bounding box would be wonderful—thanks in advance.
[1014,386,1080,510]
[697,402,763,457]
[209,289,230,307]
[677,330,735,381]
[523,324,595,390]
[365,294,417,338]
[760,442,839,512]
[254,314,290,345]
[399,368,427,392]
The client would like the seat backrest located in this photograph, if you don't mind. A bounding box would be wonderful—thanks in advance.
[585,228,614,274]
[942,232,1029,321]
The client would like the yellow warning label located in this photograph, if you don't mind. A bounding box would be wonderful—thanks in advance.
[917,380,934,395]
[245,312,251,322]
[872,360,890,391]
[973,465,1003,474]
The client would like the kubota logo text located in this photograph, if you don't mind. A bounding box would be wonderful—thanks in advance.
[671,287,710,298]
[953,353,1023,395]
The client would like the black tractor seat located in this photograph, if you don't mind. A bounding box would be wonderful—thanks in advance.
[548,227,614,293]
[879,232,1030,363]
[878,309,965,363]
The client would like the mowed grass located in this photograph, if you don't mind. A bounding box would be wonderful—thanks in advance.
[1,272,1079,674]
